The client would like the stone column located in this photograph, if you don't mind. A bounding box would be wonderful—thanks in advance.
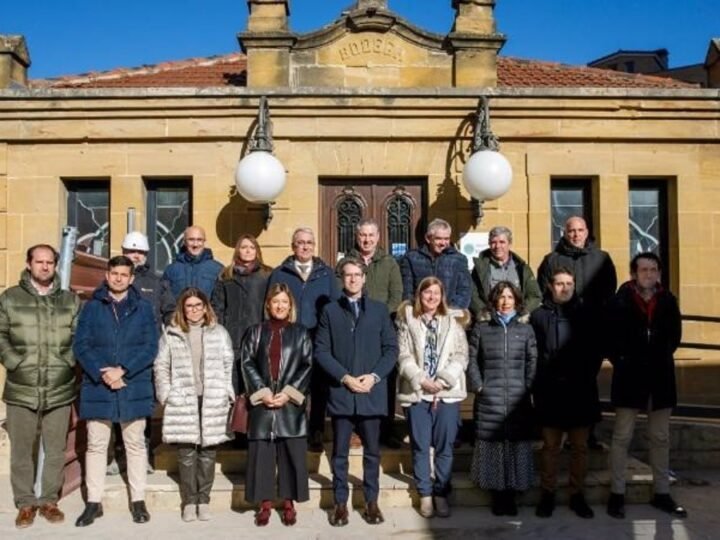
[448,0,506,87]
[238,0,295,87]
[0,35,30,89]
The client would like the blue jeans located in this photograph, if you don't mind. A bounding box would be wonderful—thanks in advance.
[406,400,460,497]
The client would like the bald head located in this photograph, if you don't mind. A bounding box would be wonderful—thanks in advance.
[564,216,589,249]
[184,226,207,257]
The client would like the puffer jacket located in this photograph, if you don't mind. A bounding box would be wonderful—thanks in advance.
[395,303,469,405]
[74,284,159,422]
[154,323,235,447]
[163,248,223,299]
[0,270,80,410]
[240,322,312,440]
[467,312,537,442]
[399,245,471,309]
[537,238,617,312]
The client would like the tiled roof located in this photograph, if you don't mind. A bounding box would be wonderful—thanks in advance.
[35,52,696,90]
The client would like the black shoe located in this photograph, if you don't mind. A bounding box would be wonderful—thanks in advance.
[329,503,348,527]
[535,490,555,518]
[504,491,518,517]
[569,493,594,518]
[75,503,103,527]
[606,493,625,519]
[131,501,150,524]
[490,491,504,516]
[650,494,688,518]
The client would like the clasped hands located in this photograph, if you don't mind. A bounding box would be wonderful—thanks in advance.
[100,366,126,390]
[261,392,290,409]
[342,374,376,394]
[420,377,446,395]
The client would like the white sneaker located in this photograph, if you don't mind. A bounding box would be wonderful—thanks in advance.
[182,505,196,522]
[434,496,450,518]
[419,496,434,518]
[197,504,211,521]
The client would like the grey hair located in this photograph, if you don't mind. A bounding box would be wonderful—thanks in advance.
[291,227,315,244]
[488,226,513,243]
[426,218,451,237]
[355,218,379,234]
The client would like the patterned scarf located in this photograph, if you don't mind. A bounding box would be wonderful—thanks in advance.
[422,315,439,378]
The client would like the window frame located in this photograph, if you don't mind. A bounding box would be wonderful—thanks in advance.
[145,178,193,275]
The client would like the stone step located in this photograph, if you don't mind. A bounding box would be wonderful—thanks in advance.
[97,456,653,512]
[153,442,614,476]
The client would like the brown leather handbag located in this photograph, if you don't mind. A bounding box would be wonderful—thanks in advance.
[229,395,248,433]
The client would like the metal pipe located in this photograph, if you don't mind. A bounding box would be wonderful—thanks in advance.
[127,207,136,233]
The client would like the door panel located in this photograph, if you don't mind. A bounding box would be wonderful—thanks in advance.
[320,179,425,265]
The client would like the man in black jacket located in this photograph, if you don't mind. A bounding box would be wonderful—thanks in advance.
[531,268,598,519]
[315,258,398,527]
[606,252,686,520]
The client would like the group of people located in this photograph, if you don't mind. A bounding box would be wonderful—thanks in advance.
[0,214,687,530]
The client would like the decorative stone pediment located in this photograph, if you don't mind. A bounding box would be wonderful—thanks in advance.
[239,0,505,88]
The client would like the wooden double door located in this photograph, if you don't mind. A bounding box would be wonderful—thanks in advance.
[319,178,426,265]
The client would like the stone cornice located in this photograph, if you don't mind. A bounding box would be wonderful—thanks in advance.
[448,32,506,51]
[237,31,297,52]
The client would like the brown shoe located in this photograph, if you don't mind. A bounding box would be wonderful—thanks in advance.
[15,506,37,529]
[39,502,65,524]
[363,501,384,524]
[329,503,348,527]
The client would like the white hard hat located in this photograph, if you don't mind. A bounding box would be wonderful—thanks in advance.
[122,231,150,252]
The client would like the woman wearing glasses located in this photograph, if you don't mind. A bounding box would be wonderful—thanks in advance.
[154,288,235,522]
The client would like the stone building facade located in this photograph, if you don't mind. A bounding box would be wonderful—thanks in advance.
[1,0,719,403]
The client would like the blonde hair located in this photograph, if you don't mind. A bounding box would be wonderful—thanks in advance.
[221,234,270,280]
[264,283,298,323]
[412,276,449,318]
[171,288,217,332]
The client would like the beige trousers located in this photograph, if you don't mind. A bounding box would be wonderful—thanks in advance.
[85,419,147,502]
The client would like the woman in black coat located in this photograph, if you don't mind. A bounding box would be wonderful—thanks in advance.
[240,283,312,527]
[211,234,271,393]
[467,281,537,516]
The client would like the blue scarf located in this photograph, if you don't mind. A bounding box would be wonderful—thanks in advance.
[496,310,517,327]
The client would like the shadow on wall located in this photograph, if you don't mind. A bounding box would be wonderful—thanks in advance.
[428,111,476,243]
[215,112,267,246]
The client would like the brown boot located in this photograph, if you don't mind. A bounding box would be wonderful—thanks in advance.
[15,506,37,529]
[39,502,65,523]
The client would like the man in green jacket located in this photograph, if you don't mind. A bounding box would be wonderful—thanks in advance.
[337,218,403,448]
[0,244,80,529]
[470,226,542,319]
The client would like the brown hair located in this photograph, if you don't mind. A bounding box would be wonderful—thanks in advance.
[488,281,524,313]
[171,288,217,332]
[412,276,449,318]
[221,234,271,280]
[264,282,297,323]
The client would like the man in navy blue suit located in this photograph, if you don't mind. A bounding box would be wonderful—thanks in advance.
[314,257,398,527]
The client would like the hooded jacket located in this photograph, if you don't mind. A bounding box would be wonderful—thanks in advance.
[0,270,80,410]
[74,284,159,422]
[163,248,223,299]
[154,323,235,446]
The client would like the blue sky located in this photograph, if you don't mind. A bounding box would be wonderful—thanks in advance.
[4,0,718,79]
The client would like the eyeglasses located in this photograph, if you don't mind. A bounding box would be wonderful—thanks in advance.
[184,302,206,311]
[294,241,315,247]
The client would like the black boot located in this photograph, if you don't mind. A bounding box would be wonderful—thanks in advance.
[75,503,103,527]
[131,501,151,524]
[606,492,625,519]
[569,493,594,518]
[490,490,504,516]
[535,490,555,518]
[504,490,518,516]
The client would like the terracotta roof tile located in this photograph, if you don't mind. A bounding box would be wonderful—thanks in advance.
[34,52,696,90]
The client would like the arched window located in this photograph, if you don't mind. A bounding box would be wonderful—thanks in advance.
[386,187,414,258]
[336,189,364,257]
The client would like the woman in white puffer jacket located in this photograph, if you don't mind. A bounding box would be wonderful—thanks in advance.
[396,276,469,519]
[154,287,234,523]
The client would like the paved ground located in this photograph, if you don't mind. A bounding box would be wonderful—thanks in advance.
[1,470,718,539]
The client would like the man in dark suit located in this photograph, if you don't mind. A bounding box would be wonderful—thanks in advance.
[314,258,398,527]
